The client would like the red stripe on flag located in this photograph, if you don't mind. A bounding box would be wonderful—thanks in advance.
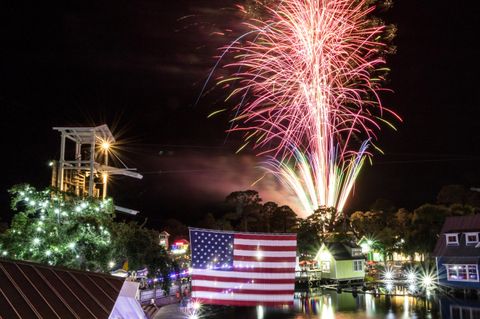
[192,274,294,284]
[233,255,296,262]
[193,298,294,307]
[235,233,297,240]
[234,244,297,251]
[192,286,294,295]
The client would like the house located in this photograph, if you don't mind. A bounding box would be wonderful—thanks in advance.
[315,242,365,283]
[433,215,480,289]
[358,236,384,263]
[158,231,170,250]
[0,258,147,319]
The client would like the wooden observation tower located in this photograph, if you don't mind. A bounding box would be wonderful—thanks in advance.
[51,125,142,214]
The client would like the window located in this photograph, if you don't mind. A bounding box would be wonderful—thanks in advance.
[450,305,480,319]
[322,261,330,272]
[351,248,363,256]
[446,233,459,245]
[446,264,479,282]
[466,233,479,245]
[353,260,363,272]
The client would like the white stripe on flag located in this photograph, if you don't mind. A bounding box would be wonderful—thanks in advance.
[192,291,293,302]
[192,280,294,290]
[233,261,296,268]
[234,250,296,257]
[234,238,296,246]
[191,268,294,279]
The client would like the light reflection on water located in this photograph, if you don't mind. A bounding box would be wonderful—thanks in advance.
[198,288,480,319]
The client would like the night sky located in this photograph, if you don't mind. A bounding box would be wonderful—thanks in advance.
[1,0,480,226]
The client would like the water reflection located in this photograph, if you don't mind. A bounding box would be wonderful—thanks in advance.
[201,289,480,318]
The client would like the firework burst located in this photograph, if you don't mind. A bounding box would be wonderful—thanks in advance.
[206,0,399,217]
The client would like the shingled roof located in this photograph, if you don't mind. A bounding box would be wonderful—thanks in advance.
[0,258,125,319]
[432,214,480,258]
[324,242,365,261]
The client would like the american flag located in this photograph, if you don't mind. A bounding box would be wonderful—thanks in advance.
[189,228,297,307]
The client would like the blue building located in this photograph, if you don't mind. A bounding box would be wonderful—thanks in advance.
[433,215,480,289]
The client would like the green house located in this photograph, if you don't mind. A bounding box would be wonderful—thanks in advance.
[315,242,366,282]
[357,236,385,263]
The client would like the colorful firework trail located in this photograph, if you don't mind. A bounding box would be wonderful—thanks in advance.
[207,0,400,217]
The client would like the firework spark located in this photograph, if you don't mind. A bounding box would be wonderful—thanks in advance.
[207,0,400,217]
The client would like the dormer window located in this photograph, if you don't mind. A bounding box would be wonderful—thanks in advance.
[465,232,479,245]
[351,248,362,256]
[446,233,459,245]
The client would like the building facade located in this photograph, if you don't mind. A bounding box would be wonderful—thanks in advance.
[433,215,480,289]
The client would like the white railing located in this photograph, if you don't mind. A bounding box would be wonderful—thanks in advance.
[138,284,187,303]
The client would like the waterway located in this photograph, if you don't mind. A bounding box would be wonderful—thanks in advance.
[194,289,480,319]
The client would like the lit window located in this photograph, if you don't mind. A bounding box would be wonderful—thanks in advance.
[465,232,479,245]
[353,260,363,272]
[322,261,330,272]
[446,264,479,282]
[351,248,362,256]
[445,233,459,245]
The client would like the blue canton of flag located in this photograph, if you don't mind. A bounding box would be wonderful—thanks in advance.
[191,230,234,270]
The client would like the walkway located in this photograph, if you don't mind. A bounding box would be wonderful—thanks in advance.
[153,304,185,319]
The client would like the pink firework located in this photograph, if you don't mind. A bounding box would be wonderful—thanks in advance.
[208,0,400,217]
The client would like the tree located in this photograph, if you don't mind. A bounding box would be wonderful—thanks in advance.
[0,184,114,271]
[257,201,278,232]
[225,190,262,231]
[271,205,297,233]
[349,210,383,238]
[437,185,468,206]
[198,213,218,230]
[161,218,188,241]
[296,206,337,257]
[0,184,173,291]
[410,204,451,258]
[110,222,172,292]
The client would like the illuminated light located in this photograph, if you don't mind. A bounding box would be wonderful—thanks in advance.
[75,206,81,212]
[48,161,54,167]
[33,238,41,245]
[256,250,263,260]
[101,141,111,150]
[2,251,7,256]
[385,282,393,291]
[421,274,433,288]
[103,173,108,183]
[68,242,76,250]
[257,305,264,319]
[45,250,52,257]
[319,251,331,261]
[189,315,198,319]
[360,243,370,254]
[192,301,201,310]
[29,200,36,206]
[383,270,394,281]
[406,270,417,282]
[408,284,416,292]
[109,261,115,269]
[36,227,42,232]
[81,202,87,209]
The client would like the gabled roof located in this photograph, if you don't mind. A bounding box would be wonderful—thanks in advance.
[324,242,365,261]
[433,214,480,257]
[0,258,124,319]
